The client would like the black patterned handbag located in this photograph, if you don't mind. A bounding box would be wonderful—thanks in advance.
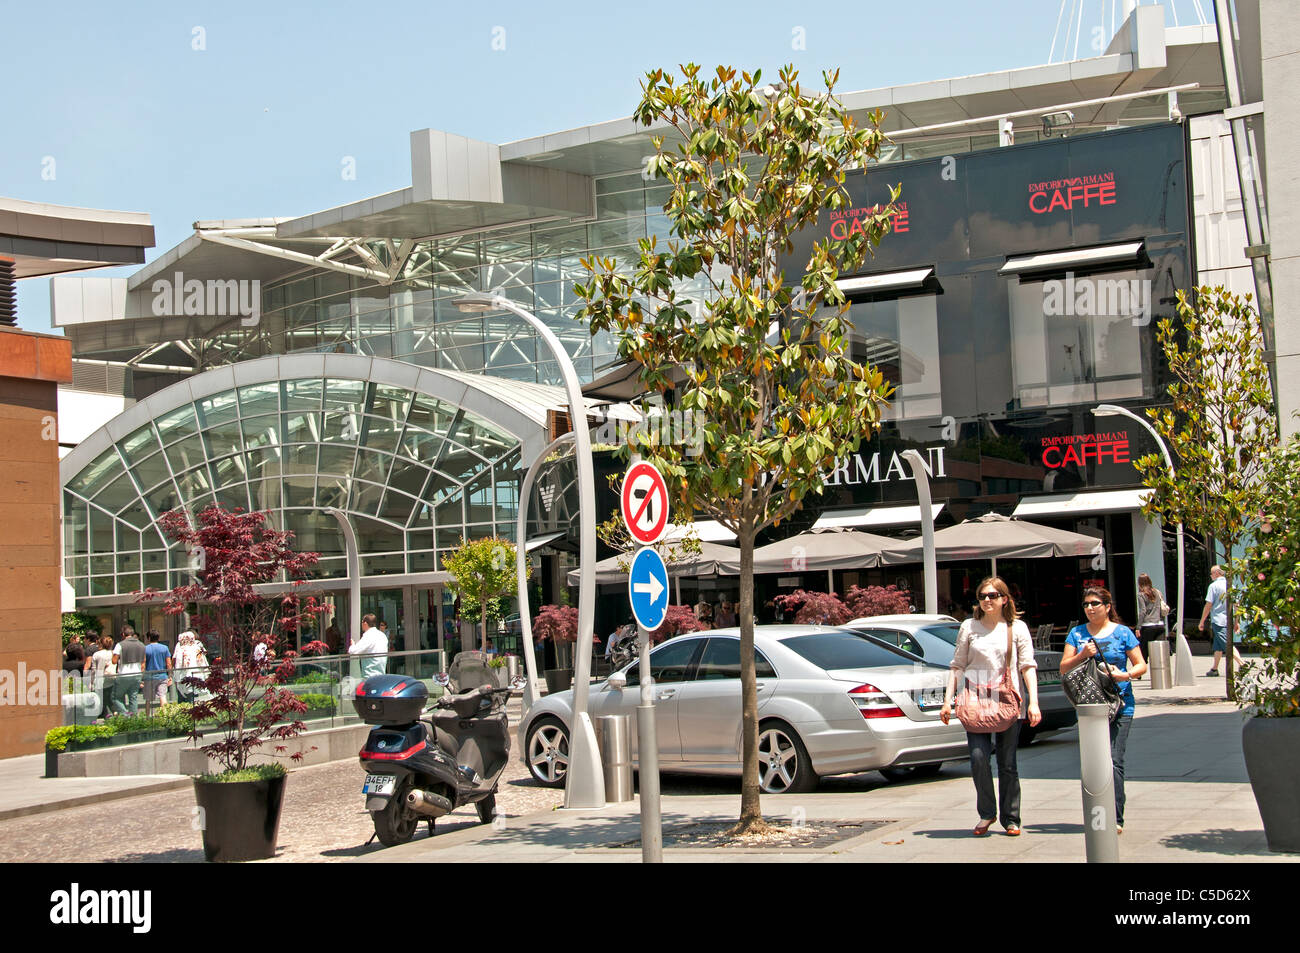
[1062,639,1124,721]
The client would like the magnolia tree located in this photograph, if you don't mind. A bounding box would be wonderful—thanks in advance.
[145,505,321,776]
[446,537,527,654]
[1135,286,1277,699]
[1234,437,1300,717]
[577,64,896,832]
[774,590,851,625]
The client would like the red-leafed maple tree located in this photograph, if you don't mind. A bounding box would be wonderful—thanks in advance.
[142,505,322,775]
[845,584,912,618]
[774,590,852,626]
[650,605,705,643]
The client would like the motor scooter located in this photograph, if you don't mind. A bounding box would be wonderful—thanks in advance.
[355,652,513,847]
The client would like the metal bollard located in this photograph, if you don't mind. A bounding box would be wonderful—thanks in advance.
[1077,703,1118,862]
[1148,639,1171,690]
[597,714,634,803]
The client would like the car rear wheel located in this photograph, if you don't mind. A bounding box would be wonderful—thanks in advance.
[525,717,569,788]
[757,722,817,794]
[880,763,945,783]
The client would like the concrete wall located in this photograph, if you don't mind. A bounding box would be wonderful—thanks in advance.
[55,721,373,777]
[0,326,72,756]
[1259,1,1300,437]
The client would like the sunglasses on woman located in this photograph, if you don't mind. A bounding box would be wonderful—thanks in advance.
[1082,600,1107,608]
[978,591,1003,601]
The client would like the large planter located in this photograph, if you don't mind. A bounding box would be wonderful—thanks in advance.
[1242,716,1300,853]
[545,668,572,694]
[193,774,287,862]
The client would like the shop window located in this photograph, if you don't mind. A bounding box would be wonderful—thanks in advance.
[1008,270,1150,409]
[847,295,942,420]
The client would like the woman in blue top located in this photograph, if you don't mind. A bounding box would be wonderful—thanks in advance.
[1060,585,1148,833]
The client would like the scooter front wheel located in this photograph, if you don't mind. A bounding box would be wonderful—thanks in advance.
[475,792,497,824]
[372,777,419,847]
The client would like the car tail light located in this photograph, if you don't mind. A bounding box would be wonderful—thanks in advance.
[849,683,905,719]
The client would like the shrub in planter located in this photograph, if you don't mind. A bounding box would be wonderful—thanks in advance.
[1233,437,1300,852]
[142,505,321,862]
[775,590,852,626]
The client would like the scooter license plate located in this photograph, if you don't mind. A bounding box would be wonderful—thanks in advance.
[362,774,397,796]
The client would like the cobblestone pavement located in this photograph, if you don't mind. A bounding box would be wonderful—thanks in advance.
[0,751,567,863]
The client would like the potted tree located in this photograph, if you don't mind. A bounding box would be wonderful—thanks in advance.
[532,604,578,694]
[1234,437,1300,853]
[144,505,321,862]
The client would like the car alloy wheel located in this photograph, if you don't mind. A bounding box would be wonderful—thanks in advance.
[526,717,570,788]
[757,723,815,794]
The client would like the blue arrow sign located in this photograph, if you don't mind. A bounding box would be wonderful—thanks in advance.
[628,546,669,632]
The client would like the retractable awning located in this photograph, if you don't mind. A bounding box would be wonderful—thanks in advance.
[813,503,945,530]
[836,267,934,296]
[1012,488,1152,518]
[999,241,1145,276]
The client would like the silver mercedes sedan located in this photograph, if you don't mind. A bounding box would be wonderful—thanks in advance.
[519,625,969,794]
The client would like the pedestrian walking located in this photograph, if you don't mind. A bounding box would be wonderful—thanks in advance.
[63,637,86,675]
[1197,565,1241,676]
[143,630,172,706]
[349,613,389,678]
[85,635,116,718]
[171,630,208,700]
[1060,586,1147,834]
[1135,572,1170,655]
[940,576,1040,837]
[111,626,146,715]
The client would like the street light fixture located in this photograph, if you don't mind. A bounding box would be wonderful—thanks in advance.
[1092,404,1196,687]
[454,290,605,808]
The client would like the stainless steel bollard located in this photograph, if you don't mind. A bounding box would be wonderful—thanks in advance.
[1147,639,1171,690]
[1077,703,1118,862]
[506,655,521,684]
[597,714,634,803]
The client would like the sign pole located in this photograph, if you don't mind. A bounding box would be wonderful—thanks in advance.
[622,458,667,863]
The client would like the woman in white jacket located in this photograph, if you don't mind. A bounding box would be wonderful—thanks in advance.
[940,576,1041,837]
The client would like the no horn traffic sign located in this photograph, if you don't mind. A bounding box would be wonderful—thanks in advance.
[621,461,670,546]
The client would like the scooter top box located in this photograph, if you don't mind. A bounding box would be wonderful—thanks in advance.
[352,674,429,725]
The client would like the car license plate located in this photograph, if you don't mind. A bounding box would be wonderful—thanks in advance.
[919,686,946,709]
[362,774,397,796]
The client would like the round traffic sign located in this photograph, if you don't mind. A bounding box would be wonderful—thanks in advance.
[620,461,670,545]
[627,547,669,631]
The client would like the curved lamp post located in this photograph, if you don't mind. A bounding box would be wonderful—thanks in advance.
[1092,404,1195,687]
[901,449,938,615]
[515,431,576,714]
[455,291,605,808]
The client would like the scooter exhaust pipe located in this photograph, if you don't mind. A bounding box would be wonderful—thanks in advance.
[405,788,453,818]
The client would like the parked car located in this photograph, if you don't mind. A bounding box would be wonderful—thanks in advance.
[844,615,1077,746]
[519,625,971,794]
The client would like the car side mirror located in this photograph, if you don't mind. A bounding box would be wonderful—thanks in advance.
[607,672,627,690]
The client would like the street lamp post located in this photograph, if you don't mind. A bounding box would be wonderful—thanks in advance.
[901,449,938,614]
[515,432,576,714]
[1092,404,1196,687]
[455,291,605,808]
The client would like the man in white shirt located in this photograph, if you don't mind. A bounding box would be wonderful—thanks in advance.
[349,613,389,679]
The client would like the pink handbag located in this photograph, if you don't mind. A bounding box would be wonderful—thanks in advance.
[955,622,1022,733]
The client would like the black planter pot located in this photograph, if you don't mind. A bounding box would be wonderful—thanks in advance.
[1241,716,1300,853]
[192,774,287,862]
[45,748,59,779]
[545,668,572,694]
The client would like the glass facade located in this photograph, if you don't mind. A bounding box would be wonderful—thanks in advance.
[63,375,526,598]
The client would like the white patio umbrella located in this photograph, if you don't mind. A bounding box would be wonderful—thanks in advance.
[752,527,899,590]
[566,541,741,592]
[879,513,1103,575]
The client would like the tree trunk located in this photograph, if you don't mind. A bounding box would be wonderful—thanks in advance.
[734,526,767,834]
[1224,563,1237,702]
[480,605,489,655]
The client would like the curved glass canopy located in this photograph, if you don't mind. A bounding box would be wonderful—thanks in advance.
[61,362,536,599]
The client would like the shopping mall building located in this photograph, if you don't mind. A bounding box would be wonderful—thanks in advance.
[45,4,1293,653]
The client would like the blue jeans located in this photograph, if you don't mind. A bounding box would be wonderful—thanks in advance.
[1110,713,1134,826]
[966,721,1022,827]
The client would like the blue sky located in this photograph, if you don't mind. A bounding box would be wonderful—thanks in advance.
[3,1,1212,333]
